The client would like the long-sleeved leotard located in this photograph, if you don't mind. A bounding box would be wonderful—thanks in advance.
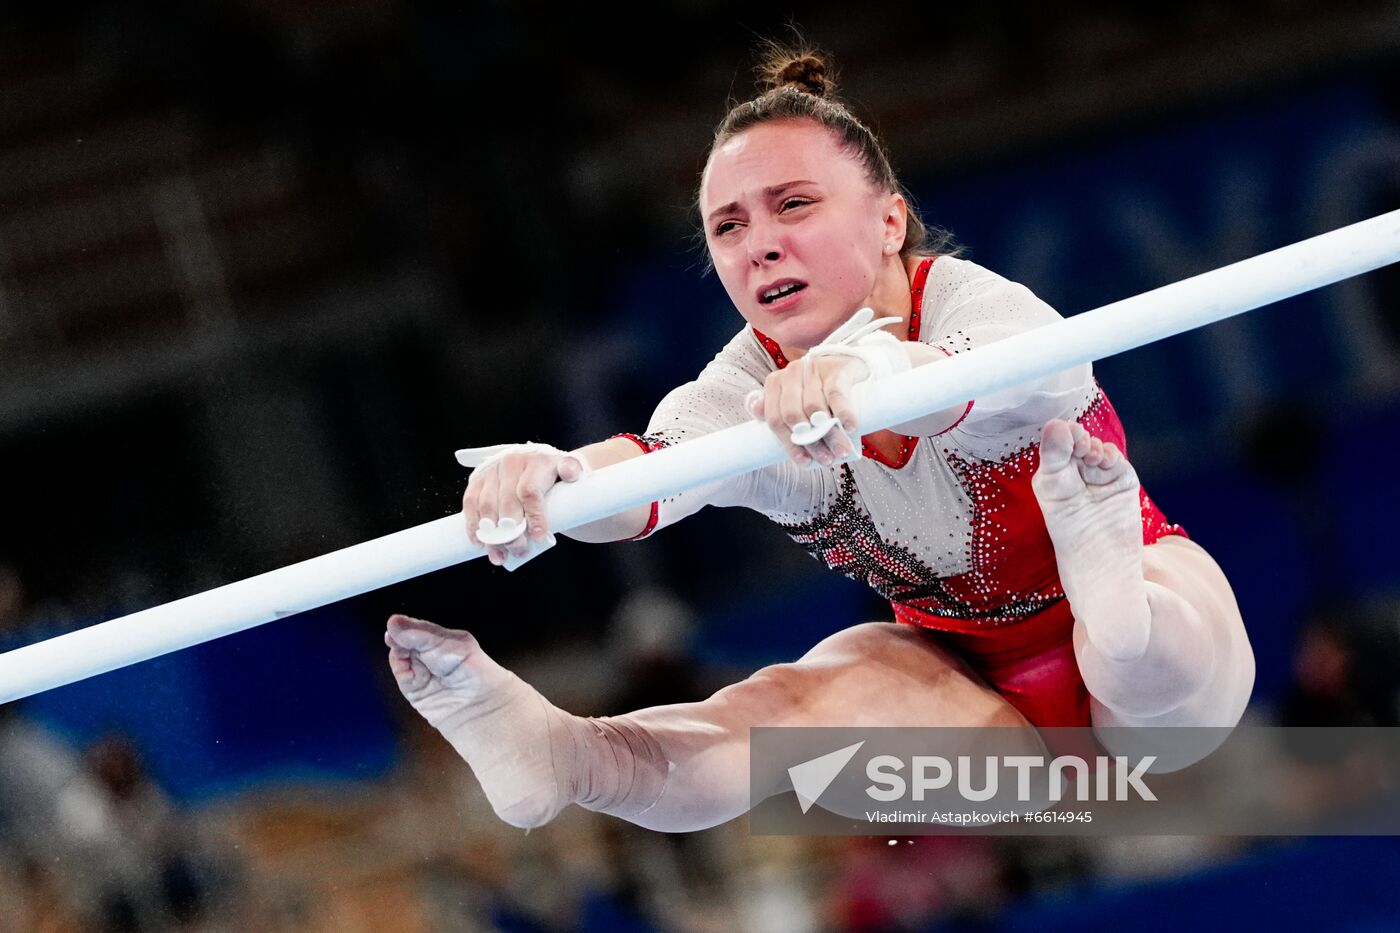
[617,255,1186,727]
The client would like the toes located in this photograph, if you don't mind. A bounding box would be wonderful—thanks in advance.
[1038,420,1076,470]
[385,641,424,687]
[406,654,433,691]
[1076,439,1138,490]
[388,613,430,632]
[1048,421,1107,467]
[1071,427,1092,459]
[387,614,452,651]
[385,639,406,667]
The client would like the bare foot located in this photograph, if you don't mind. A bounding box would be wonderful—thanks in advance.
[385,614,579,828]
[1031,420,1150,660]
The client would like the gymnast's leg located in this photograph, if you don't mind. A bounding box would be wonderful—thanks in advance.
[386,615,1033,832]
[1032,419,1255,763]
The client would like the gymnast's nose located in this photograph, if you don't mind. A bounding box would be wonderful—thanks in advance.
[747,217,784,267]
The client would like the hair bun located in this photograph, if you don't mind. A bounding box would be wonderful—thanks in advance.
[758,49,835,97]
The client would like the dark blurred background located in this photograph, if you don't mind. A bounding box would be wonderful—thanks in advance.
[1,1,1399,931]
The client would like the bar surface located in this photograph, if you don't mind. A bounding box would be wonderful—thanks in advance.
[2,209,1397,703]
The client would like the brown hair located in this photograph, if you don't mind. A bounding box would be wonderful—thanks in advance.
[695,40,957,272]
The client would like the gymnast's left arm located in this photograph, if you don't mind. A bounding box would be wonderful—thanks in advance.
[915,261,1097,456]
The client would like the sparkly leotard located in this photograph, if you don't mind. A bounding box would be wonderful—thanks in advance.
[618,255,1186,727]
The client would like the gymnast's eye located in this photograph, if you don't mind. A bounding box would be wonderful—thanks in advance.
[781,198,813,211]
[714,220,741,236]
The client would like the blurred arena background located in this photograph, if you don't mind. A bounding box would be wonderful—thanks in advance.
[2,1,1399,930]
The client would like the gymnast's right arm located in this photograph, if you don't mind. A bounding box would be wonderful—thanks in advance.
[461,437,651,564]
[553,437,653,543]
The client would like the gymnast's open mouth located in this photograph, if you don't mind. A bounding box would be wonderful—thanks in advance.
[758,280,807,305]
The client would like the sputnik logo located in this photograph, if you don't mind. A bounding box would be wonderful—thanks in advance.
[787,741,865,814]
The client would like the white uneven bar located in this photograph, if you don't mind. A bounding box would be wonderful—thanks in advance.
[2,210,1398,703]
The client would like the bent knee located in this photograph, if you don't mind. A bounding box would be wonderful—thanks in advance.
[979,700,1033,730]
[709,661,816,726]
[797,621,920,663]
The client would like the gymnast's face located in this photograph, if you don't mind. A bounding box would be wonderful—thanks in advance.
[700,119,906,350]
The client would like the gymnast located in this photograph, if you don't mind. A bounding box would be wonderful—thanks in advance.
[384,44,1255,831]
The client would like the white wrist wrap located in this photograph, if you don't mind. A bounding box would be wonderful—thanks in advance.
[454,442,593,473]
[804,312,912,382]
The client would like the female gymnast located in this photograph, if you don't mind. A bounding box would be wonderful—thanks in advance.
[384,46,1255,832]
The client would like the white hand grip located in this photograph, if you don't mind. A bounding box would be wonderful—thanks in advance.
[476,516,528,546]
[475,518,556,570]
[789,410,842,447]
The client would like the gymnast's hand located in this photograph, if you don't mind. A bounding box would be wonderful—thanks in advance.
[747,356,864,468]
[745,307,916,469]
[457,443,589,566]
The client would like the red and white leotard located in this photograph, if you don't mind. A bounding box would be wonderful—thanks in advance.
[618,255,1187,727]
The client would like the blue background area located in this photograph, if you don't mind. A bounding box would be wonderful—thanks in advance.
[19,602,397,802]
[910,81,1385,399]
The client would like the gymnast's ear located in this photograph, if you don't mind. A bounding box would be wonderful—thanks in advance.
[880,191,908,256]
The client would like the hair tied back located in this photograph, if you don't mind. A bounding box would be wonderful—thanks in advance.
[759,51,834,98]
